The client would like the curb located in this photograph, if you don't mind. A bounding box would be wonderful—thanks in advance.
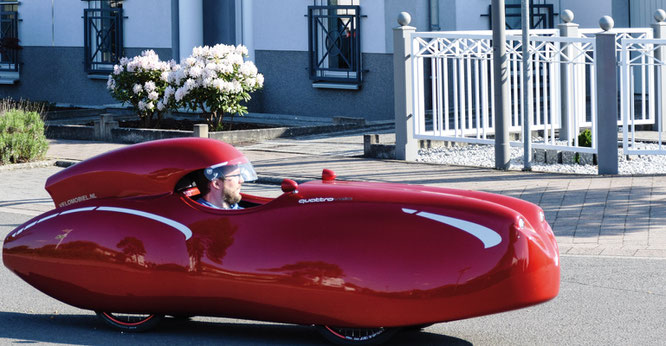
[0,160,58,172]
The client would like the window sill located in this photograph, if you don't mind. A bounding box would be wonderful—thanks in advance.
[312,82,360,90]
[0,71,19,85]
[88,74,110,80]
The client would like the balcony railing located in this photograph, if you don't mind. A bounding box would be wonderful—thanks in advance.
[308,5,362,88]
[0,9,19,72]
[84,7,123,74]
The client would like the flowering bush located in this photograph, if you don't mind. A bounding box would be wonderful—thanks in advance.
[164,44,264,130]
[107,50,178,126]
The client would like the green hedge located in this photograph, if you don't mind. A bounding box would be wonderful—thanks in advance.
[0,109,49,164]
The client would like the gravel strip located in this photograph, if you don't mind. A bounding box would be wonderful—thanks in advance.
[417,142,666,175]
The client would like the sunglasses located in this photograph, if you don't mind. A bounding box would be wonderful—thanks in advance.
[223,173,242,180]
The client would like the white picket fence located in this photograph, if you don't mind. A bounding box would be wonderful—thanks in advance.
[410,27,666,155]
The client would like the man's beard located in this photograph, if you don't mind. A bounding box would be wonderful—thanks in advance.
[225,189,242,205]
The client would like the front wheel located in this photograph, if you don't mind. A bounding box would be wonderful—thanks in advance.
[316,325,400,345]
[96,311,163,332]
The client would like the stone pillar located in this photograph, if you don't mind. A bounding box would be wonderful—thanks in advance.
[193,124,208,138]
[558,9,579,142]
[652,9,666,133]
[596,16,619,175]
[393,12,417,161]
[94,114,118,141]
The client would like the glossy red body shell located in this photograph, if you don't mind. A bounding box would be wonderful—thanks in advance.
[3,138,560,327]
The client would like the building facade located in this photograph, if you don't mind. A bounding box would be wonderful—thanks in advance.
[0,0,654,121]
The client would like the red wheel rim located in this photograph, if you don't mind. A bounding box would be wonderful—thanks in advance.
[102,312,156,326]
[324,326,385,341]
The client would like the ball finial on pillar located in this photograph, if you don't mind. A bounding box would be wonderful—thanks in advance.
[398,12,411,26]
[655,9,666,23]
[561,9,574,23]
[599,16,614,31]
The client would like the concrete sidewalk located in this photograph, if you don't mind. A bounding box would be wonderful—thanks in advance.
[7,134,666,258]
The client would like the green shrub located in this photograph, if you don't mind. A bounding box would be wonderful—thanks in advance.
[578,129,592,148]
[0,109,49,164]
[574,129,593,164]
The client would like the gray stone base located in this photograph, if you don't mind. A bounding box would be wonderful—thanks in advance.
[533,148,597,165]
[46,115,372,145]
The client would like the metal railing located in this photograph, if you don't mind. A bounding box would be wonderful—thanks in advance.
[0,8,19,72]
[84,7,123,74]
[620,37,666,155]
[410,27,664,155]
[307,5,362,85]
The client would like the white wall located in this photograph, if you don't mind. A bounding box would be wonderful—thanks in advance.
[361,0,386,53]
[630,0,666,27]
[560,0,613,28]
[254,0,310,51]
[18,0,51,46]
[20,0,86,47]
[455,0,491,30]
[384,0,429,53]
[124,0,172,48]
[54,1,87,46]
[19,0,170,48]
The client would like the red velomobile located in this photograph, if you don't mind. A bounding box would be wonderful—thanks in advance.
[3,138,559,345]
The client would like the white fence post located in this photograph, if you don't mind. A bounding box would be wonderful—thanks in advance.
[393,12,417,161]
[597,16,619,174]
[558,10,579,142]
[652,10,666,134]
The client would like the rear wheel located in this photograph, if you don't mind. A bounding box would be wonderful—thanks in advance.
[96,311,163,332]
[316,325,399,345]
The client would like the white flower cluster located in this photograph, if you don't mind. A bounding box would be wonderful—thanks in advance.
[108,44,263,118]
[115,50,175,75]
[108,50,178,114]
[165,44,264,106]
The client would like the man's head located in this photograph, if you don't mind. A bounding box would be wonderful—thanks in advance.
[195,162,256,209]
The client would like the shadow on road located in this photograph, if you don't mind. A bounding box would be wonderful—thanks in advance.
[0,312,472,345]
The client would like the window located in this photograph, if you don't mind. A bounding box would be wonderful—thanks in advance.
[84,0,123,74]
[0,1,19,74]
[308,1,362,89]
[485,1,555,29]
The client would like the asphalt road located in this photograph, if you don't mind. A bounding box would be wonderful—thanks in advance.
[1,207,664,345]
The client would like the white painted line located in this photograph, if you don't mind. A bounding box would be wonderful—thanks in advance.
[404,209,502,249]
[560,253,666,260]
[96,206,192,240]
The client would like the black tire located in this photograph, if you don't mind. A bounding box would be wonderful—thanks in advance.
[316,325,400,345]
[404,323,433,331]
[96,311,163,332]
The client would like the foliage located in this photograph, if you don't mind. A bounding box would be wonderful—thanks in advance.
[574,129,593,164]
[578,128,592,148]
[107,50,177,126]
[163,44,264,130]
[0,109,49,164]
[0,97,46,115]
